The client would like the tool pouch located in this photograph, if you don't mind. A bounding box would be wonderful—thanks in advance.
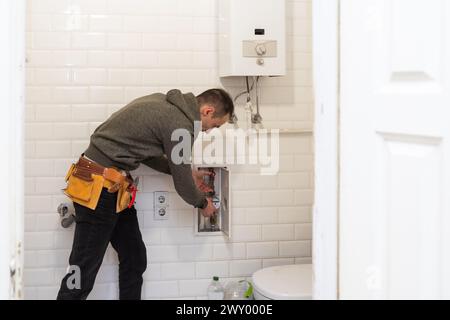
[63,163,105,210]
[117,181,131,213]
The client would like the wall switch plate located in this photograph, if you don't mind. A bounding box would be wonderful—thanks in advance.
[154,191,169,220]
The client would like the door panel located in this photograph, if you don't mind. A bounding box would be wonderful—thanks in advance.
[375,133,443,299]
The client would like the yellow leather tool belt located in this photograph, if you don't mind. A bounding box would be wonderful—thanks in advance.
[62,156,135,213]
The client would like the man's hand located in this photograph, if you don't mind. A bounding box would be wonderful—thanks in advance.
[192,169,214,193]
[200,198,216,217]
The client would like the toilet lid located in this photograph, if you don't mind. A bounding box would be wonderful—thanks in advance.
[252,264,312,300]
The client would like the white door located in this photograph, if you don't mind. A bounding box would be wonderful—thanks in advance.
[340,0,450,299]
[0,0,25,299]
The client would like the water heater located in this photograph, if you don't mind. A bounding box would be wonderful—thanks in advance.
[219,0,286,77]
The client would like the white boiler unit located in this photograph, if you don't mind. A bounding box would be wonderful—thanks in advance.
[219,0,286,77]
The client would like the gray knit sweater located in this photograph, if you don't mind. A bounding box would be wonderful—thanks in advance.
[84,89,206,208]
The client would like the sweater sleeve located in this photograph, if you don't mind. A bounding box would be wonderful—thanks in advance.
[161,128,206,208]
[141,155,171,175]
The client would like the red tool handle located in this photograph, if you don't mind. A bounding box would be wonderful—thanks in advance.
[128,185,138,208]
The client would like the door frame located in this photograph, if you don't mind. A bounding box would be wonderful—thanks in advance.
[312,0,340,299]
[0,0,26,299]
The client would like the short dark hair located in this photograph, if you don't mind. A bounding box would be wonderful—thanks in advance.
[196,88,234,118]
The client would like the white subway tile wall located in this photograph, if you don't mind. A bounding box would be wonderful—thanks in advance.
[25,0,313,299]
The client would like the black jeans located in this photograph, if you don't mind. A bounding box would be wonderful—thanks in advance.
[57,187,147,300]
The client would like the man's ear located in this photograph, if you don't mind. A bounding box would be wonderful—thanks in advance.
[200,104,215,116]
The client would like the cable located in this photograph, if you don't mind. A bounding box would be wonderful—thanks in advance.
[252,76,262,124]
[233,76,255,102]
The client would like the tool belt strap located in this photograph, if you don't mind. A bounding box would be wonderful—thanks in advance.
[74,155,132,186]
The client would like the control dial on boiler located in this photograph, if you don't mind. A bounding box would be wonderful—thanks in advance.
[255,44,267,56]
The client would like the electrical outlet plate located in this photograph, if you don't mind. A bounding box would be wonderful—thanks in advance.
[154,191,169,220]
[154,191,169,206]
[154,207,168,220]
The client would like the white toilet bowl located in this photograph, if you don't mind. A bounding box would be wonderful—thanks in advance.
[252,264,312,300]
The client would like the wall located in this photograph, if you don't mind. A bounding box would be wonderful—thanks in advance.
[24,0,313,299]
